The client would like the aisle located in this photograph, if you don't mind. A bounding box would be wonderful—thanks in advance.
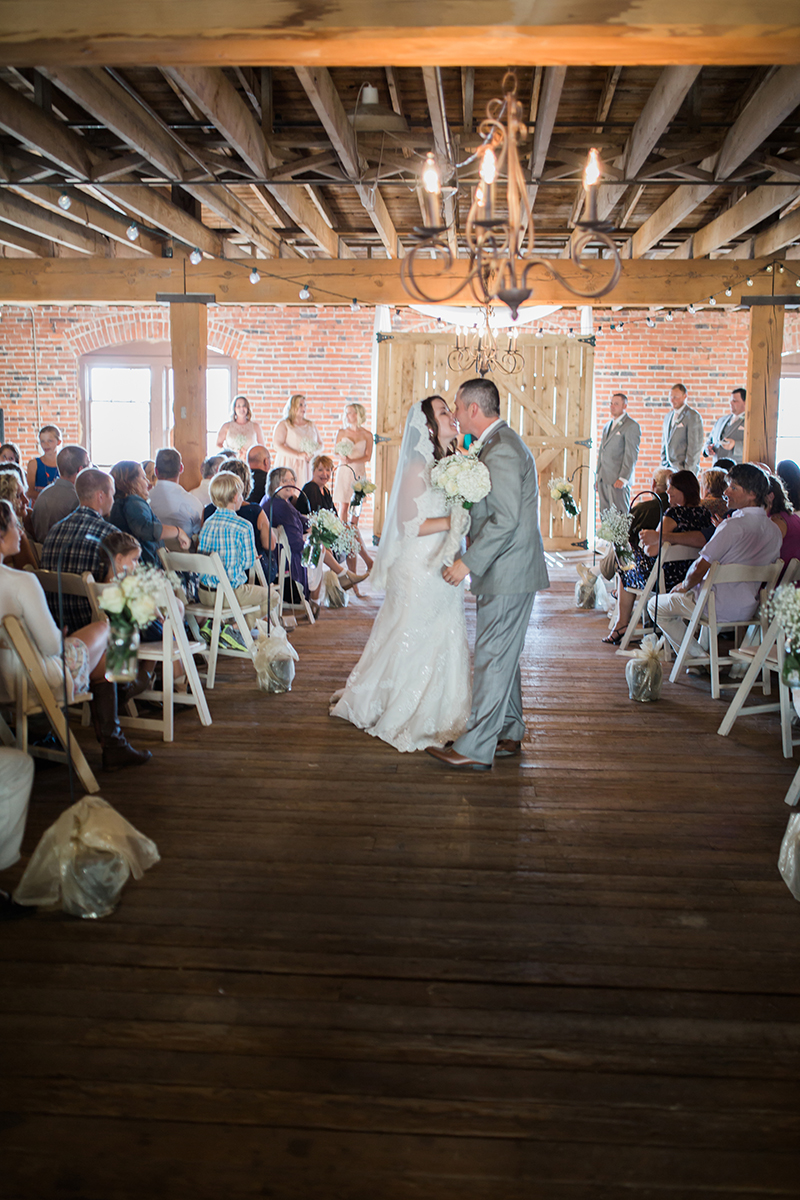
[2,568,800,1199]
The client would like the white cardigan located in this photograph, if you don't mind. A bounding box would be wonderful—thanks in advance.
[0,564,70,704]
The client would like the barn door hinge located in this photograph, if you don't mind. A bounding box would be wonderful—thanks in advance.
[579,335,596,347]
[376,332,394,343]
[373,433,393,444]
[572,539,590,549]
[575,437,593,449]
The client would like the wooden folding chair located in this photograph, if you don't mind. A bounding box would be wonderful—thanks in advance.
[0,614,99,794]
[669,559,783,700]
[87,577,212,742]
[273,526,316,624]
[158,549,260,688]
[617,543,700,653]
[717,560,800,758]
[25,565,96,621]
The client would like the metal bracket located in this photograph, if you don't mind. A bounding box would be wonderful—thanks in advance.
[376,332,394,343]
[571,539,590,549]
[579,335,596,347]
[575,437,593,449]
[373,433,392,444]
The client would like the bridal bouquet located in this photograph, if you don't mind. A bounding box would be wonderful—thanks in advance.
[302,509,359,566]
[766,583,800,686]
[350,477,376,511]
[550,476,580,518]
[431,449,492,567]
[98,565,164,681]
[299,436,321,457]
[335,437,355,459]
[597,507,634,568]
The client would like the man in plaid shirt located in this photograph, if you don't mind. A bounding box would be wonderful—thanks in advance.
[198,471,272,619]
[41,468,119,634]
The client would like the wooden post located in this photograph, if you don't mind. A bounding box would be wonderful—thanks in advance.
[169,301,207,491]
[744,303,785,469]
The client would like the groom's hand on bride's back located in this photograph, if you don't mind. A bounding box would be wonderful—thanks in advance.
[442,559,469,586]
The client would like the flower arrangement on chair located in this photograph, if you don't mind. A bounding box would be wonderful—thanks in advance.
[766,584,800,687]
[302,510,360,567]
[98,566,164,682]
[597,507,634,569]
[550,477,580,518]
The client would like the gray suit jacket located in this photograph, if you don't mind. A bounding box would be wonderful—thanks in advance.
[460,422,549,596]
[597,413,641,484]
[660,405,704,473]
[704,412,744,464]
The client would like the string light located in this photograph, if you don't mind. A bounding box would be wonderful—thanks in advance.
[249,268,260,284]
[666,311,674,321]
[746,277,753,287]
[189,248,202,265]
[709,295,716,305]
[57,193,71,211]
[567,327,575,338]
[350,299,361,312]
[126,222,139,242]
[299,284,311,300]
[725,285,732,297]
[617,321,624,332]
[687,304,696,315]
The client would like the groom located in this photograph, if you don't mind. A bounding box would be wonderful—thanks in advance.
[427,377,549,771]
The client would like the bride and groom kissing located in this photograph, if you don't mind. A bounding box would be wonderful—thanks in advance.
[330,377,549,770]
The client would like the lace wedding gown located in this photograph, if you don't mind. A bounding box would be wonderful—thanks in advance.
[331,405,470,753]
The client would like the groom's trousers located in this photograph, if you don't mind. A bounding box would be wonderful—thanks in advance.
[453,591,537,765]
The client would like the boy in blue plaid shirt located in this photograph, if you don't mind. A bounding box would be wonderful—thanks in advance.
[198,471,272,622]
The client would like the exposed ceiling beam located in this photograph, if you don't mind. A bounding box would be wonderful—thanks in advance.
[0,219,56,257]
[421,66,458,260]
[1,6,799,67]
[97,182,223,257]
[594,66,623,133]
[0,189,114,254]
[11,183,162,255]
[527,67,567,208]
[0,77,94,178]
[296,66,403,258]
[670,185,798,259]
[744,207,800,258]
[461,68,475,133]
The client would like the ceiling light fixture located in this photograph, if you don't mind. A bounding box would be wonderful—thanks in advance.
[448,304,525,377]
[349,82,408,132]
[401,72,622,319]
[189,248,202,265]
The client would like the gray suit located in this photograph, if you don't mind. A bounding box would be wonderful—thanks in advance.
[704,412,744,464]
[660,405,704,474]
[596,413,641,513]
[455,421,549,765]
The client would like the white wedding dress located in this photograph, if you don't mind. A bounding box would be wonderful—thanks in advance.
[331,404,471,753]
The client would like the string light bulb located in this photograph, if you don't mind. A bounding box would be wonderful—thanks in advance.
[709,295,716,305]
[57,193,71,211]
[189,248,202,265]
[778,264,785,274]
[126,222,139,242]
[567,327,575,338]
[535,328,544,338]
[687,304,696,315]
[299,284,311,300]
[666,311,674,321]
[646,316,655,327]
[249,268,260,284]
[725,285,732,297]
[350,299,361,312]
[746,277,753,287]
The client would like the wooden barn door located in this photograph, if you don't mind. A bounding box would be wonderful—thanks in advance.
[374,331,593,550]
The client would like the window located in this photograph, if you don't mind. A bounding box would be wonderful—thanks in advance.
[777,376,800,466]
[166,365,235,455]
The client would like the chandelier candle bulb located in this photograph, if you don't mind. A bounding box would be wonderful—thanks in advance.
[582,148,602,224]
[479,146,497,221]
[421,152,441,229]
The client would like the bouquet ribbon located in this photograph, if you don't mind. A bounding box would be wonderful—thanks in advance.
[629,632,666,663]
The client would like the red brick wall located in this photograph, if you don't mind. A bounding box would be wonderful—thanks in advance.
[1,302,797,503]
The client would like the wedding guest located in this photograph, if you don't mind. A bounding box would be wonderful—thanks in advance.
[594,468,671,583]
[0,497,150,771]
[0,746,35,918]
[202,457,276,579]
[190,455,225,507]
[298,455,372,581]
[767,474,800,573]
[149,449,204,538]
[247,445,271,505]
[660,383,704,474]
[198,472,273,617]
[110,460,191,567]
[142,459,157,489]
[41,468,118,633]
[602,470,708,646]
[699,468,729,521]
[31,444,89,542]
[332,402,373,523]
[778,460,800,511]
[0,471,36,570]
[272,393,322,489]
[216,395,265,460]
[0,443,21,464]
[26,423,62,500]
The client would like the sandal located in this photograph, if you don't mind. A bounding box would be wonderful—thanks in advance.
[601,629,624,645]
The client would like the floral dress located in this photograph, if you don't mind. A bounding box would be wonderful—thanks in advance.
[620,504,709,591]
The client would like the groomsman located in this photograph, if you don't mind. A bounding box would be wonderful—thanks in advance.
[595,392,641,513]
[660,383,704,474]
[703,387,746,464]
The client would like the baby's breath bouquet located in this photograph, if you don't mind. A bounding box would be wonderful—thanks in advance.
[299,435,321,457]
[335,437,355,459]
[550,476,579,518]
[350,477,376,511]
[597,507,634,567]
[98,566,164,681]
[302,509,359,566]
[766,584,800,686]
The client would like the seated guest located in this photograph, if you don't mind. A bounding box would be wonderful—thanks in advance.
[0,498,149,771]
[767,474,800,574]
[149,448,203,538]
[778,459,800,511]
[297,454,373,581]
[699,468,729,521]
[203,458,276,579]
[190,454,225,507]
[0,470,36,570]
[26,423,62,501]
[0,442,21,464]
[647,463,782,661]
[603,470,708,646]
[110,460,190,567]
[0,746,35,917]
[197,471,273,619]
[41,468,118,633]
[31,444,90,542]
[595,468,671,583]
[142,459,157,490]
[247,445,271,505]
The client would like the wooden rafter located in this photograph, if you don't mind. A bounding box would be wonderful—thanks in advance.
[527,67,567,209]
[421,66,458,260]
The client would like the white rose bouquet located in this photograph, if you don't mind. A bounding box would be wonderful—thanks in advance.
[98,566,164,681]
[350,477,376,511]
[335,438,355,459]
[597,507,635,568]
[550,476,579,518]
[430,448,492,567]
[302,509,359,566]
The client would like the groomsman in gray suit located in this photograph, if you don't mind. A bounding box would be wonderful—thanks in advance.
[703,387,746,464]
[596,392,641,514]
[660,382,704,474]
[428,378,549,771]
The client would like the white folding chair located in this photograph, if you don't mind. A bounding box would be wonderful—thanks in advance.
[717,560,800,758]
[273,526,316,624]
[159,549,259,688]
[0,614,99,794]
[87,578,212,742]
[669,559,784,700]
[617,543,700,652]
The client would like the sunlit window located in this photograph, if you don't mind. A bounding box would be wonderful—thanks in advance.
[777,377,800,466]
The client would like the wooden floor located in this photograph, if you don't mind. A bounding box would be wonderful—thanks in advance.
[2,566,800,1199]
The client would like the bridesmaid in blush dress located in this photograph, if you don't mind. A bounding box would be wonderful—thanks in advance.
[272,393,322,489]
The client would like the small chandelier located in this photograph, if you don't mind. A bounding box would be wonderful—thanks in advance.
[402,72,622,319]
[448,307,524,378]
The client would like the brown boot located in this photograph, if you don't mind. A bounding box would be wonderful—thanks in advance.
[90,681,152,772]
[117,662,155,708]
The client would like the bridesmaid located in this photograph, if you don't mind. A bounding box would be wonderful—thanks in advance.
[216,395,265,460]
[332,402,374,524]
[272,393,322,489]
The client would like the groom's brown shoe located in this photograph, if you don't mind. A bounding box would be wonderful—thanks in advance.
[495,740,522,758]
[426,746,492,772]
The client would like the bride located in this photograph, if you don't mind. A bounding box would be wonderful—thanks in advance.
[330,397,471,752]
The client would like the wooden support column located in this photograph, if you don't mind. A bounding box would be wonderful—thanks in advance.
[744,304,785,469]
[169,301,207,491]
